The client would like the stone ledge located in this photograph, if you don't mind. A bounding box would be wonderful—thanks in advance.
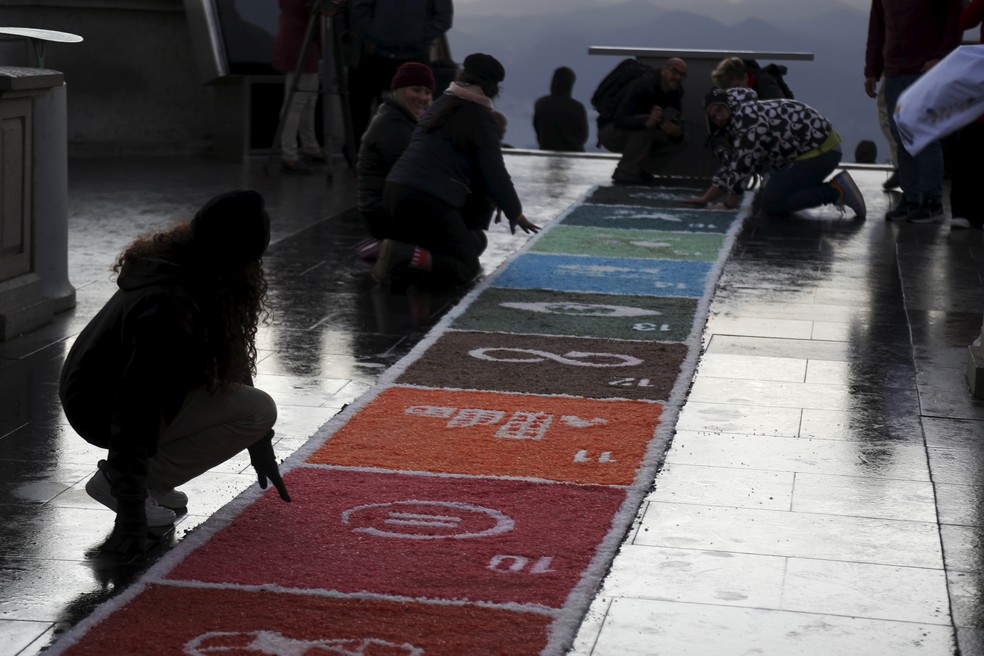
[0,67,64,91]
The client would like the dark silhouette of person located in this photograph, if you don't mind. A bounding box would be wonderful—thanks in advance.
[348,0,453,153]
[948,0,984,229]
[865,0,962,223]
[855,139,878,164]
[59,191,291,556]
[533,66,589,152]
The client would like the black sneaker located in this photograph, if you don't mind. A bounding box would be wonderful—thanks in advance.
[882,170,900,190]
[281,159,313,175]
[907,200,944,224]
[885,202,917,222]
[371,239,415,286]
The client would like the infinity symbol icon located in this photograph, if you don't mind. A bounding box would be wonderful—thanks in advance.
[468,347,642,367]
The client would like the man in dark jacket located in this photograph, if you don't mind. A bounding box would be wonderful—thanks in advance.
[349,0,453,151]
[59,190,291,556]
[599,57,688,184]
[533,66,589,152]
[865,0,962,222]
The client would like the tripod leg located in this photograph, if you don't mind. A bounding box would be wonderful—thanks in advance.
[320,13,334,181]
[265,0,324,176]
[330,16,357,168]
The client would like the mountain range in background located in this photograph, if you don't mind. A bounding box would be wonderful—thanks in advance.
[447,0,887,162]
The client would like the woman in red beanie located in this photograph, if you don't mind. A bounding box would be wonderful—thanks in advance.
[59,190,291,556]
[355,62,436,260]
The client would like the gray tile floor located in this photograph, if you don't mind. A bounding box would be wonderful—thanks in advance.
[570,170,984,656]
[1,153,983,655]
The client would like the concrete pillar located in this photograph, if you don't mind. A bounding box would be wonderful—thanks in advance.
[33,82,74,310]
[0,67,75,340]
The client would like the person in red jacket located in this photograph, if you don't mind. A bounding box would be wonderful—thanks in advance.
[59,190,291,556]
[274,0,326,175]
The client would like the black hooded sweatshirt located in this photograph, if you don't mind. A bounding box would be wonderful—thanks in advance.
[60,257,210,507]
[533,67,589,152]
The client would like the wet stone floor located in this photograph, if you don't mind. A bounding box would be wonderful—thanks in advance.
[1,153,983,655]
[569,168,984,656]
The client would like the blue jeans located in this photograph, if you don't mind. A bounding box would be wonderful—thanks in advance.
[758,148,841,216]
[884,73,944,205]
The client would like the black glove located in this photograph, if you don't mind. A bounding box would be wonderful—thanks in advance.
[248,430,291,502]
[100,498,155,557]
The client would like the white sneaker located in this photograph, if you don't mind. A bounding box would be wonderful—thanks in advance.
[951,217,971,229]
[150,487,188,509]
[85,464,177,527]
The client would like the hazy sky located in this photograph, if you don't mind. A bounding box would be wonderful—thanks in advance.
[445,0,887,154]
[453,0,875,16]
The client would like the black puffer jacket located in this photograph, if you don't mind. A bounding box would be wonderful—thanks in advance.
[711,88,838,194]
[533,67,589,152]
[357,95,418,216]
[386,93,522,221]
[59,258,208,506]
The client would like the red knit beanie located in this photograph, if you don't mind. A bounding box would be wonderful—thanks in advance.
[391,62,435,91]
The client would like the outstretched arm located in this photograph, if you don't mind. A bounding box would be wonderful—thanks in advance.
[248,429,291,502]
[509,213,540,235]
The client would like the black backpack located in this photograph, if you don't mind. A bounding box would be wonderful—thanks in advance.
[591,58,657,127]
[743,59,795,100]
[764,63,795,99]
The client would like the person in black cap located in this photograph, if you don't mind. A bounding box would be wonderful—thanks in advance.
[377,52,540,289]
[59,190,291,556]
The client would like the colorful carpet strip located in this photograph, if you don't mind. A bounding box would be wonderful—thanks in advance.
[50,185,743,656]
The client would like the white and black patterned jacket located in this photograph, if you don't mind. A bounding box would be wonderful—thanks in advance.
[711,88,837,194]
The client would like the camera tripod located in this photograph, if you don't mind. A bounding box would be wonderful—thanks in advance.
[264,0,356,180]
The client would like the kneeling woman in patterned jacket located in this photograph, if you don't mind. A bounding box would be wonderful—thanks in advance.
[683,87,866,220]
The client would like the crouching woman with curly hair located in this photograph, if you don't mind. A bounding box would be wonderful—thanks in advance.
[59,190,291,556]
